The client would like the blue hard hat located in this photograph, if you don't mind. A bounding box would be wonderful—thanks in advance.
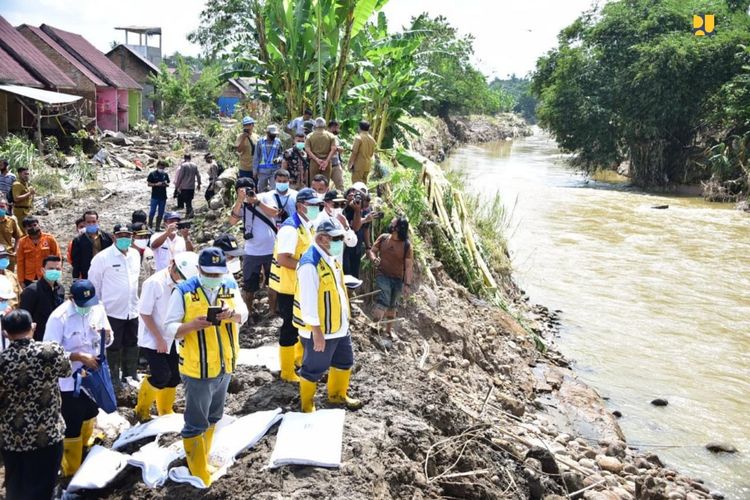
[296,188,323,205]
[242,116,255,126]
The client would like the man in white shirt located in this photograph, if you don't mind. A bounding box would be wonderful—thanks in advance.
[269,169,298,225]
[286,108,312,136]
[228,178,279,315]
[315,190,357,263]
[135,252,199,421]
[44,279,112,476]
[294,220,361,412]
[150,212,194,272]
[87,223,141,389]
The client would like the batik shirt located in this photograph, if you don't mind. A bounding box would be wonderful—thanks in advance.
[0,339,71,451]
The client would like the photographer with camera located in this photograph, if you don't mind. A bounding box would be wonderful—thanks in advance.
[149,212,194,272]
[253,125,283,192]
[228,178,280,315]
[314,191,358,264]
[342,187,368,279]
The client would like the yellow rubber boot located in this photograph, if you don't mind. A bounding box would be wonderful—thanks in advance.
[327,367,363,410]
[155,386,176,416]
[183,434,211,487]
[80,418,96,449]
[135,377,157,421]
[293,338,304,368]
[62,437,83,477]
[204,424,218,473]
[299,377,317,413]
[279,345,300,383]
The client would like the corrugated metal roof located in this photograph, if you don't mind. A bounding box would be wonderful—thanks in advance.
[0,46,42,87]
[0,84,82,104]
[106,44,160,75]
[0,16,75,89]
[40,24,142,90]
[19,24,107,87]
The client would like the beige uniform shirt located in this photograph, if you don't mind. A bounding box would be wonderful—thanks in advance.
[236,132,257,171]
[305,129,336,161]
[351,132,377,171]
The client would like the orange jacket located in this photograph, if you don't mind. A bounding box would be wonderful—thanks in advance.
[16,233,61,283]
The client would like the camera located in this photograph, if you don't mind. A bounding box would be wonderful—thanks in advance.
[177,222,191,230]
[244,231,254,240]
[372,211,385,220]
[354,193,362,204]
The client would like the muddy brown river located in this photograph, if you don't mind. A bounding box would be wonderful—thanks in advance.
[445,131,750,499]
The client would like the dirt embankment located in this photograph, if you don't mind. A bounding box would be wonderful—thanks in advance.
[27,123,719,500]
[405,113,532,163]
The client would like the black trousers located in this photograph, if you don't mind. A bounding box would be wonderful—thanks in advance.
[276,293,298,347]
[343,244,363,279]
[2,441,63,500]
[142,344,180,388]
[178,189,195,216]
[61,391,98,438]
[108,317,138,350]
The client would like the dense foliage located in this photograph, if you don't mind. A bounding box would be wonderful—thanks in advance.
[532,0,750,189]
[150,57,223,118]
[491,75,537,124]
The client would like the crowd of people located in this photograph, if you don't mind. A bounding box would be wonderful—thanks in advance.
[0,114,413,497]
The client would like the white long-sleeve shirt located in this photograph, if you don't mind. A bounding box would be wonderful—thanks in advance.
[88,245,140,320]
[164,281,249,339]
[297,243,349,340]
[314,210,357,248]
[276,215,314,256]
[44,301,112,392]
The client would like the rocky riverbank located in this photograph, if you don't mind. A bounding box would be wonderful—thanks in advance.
[10,119,724,499]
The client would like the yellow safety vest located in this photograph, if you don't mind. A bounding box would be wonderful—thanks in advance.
[292,246,350,335]
[177,277,239,379]
[269,214,312,295]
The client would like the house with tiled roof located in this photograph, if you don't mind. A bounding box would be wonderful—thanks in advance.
[106,44,160,119]
[39,23,142,131]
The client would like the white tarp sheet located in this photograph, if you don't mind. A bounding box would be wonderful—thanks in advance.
[268,409,345,468]
[127,439,185,488]
[65,445,129,495]
[237,346,280,372]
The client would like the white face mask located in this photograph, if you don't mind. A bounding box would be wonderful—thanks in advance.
[78,227,86,235]
[332,208,343,217]
[134,239,149,250]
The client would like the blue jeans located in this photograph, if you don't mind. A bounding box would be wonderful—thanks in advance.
[256,169,274,192]
[299,334,354,382]
[181,373,231,438]
[375,274,403,309]
[149,197,166,219]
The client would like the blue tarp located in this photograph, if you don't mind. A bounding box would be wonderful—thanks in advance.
[218,96,240,117]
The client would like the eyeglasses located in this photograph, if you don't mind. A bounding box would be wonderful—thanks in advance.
[333,202,347,209]
[331,236,344,242]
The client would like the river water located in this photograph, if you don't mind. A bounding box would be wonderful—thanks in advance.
[444,131,750,499]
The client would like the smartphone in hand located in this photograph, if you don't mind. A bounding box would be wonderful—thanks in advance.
[206,306,222,326]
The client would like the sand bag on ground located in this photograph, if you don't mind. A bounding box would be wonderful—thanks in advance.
[113,413,238,450]
[268,409,345,468]
[168,408,283,489]
[64,445,129,495]
[127,439,185,488]
[237,346,281,371]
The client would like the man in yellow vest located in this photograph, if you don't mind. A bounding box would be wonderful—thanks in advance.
[164,247,248,486]
[269,188,322,382]
[293,220,362,412]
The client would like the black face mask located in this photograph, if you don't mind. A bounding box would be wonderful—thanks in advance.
[268,134,277,140]
[28,227,41,236]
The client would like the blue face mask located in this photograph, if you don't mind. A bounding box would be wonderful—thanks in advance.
[295,142,305,151]
[44,269,62,282]
[115,237,132,251]
[0,258,9,270]
[329,240,344,257]
[276,182,289,193]
[75,305,91,316]
[0,209,6,217]
[305,206,320,220]
[85,224,99,234]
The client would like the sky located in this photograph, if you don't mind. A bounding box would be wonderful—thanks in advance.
[1,0,596,78]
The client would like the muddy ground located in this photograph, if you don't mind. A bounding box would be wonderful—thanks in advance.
[4,126,723,499]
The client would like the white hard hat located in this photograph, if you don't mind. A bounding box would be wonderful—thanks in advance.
[0,275,15,300]
[173,252,199,281]
[352,181,368,193]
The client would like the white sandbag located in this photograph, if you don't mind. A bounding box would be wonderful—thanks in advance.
[168,408,283,489]
[113,413,237,450]
[237,346,281,372]
[112,413,184,450]
[127,438,184,488]
[95,409,131,443]
[65,445,129,494]
[268,409,346,468]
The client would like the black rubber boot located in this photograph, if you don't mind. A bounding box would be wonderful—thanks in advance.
[121,346,139,380]
[155,216,162,231]
[106,348,122,390]
[147,216,154,229]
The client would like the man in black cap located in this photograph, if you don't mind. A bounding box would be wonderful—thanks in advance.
[164,247,248,486]
[87,223,141,388]
[150,211,193,272]
[45,279,112,477]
